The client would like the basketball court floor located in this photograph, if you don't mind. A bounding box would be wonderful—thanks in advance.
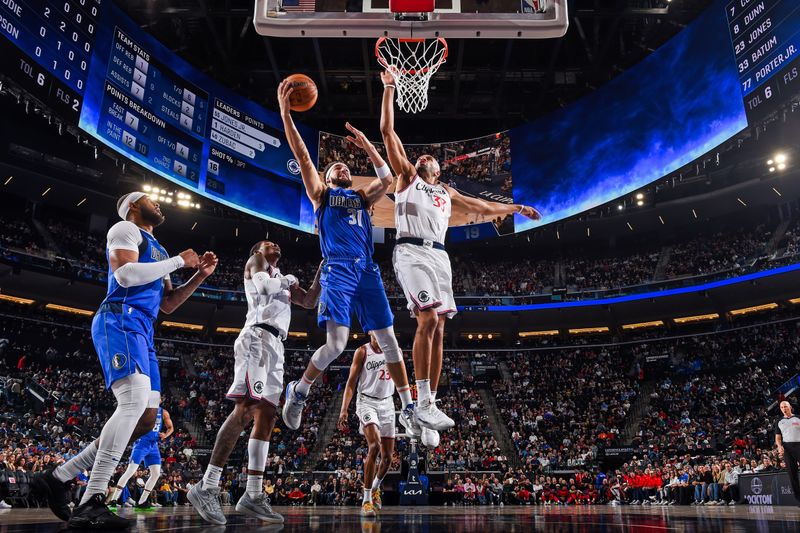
[1,505,798,532]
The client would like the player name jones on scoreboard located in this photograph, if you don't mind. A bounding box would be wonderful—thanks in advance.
[727,0,800,121]
[98,27,206,185]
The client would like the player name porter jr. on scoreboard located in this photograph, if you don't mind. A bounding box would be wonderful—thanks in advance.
[209,99,281,160]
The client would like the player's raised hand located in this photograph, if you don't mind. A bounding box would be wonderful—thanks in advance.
[179,249,200,269]
[344,122,372,151]
[277,80,294,116]
[518,205,542,221]
[337,412,348,432]
[381,71,396,87]
[198,251,218,278]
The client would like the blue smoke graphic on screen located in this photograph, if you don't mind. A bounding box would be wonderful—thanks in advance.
[511,0,747,233]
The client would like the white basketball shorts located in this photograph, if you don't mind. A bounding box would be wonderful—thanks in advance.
[356,395,396,439]
[392,242,457,319]
[227,325,284,406]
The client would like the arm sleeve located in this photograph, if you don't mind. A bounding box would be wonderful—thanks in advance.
[107,221,143,252]
[113,256,185,288]
[252,271,290,296]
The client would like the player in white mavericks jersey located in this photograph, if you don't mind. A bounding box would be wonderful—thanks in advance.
[338,332,399,518]
[380,70,542,447]
[188,240,321,525]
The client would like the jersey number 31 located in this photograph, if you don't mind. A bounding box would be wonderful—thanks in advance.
[347,208,363,227]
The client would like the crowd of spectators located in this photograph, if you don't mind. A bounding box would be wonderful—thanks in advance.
[563,249,659,291]
[492,347,639,470]
[664,226,771,279]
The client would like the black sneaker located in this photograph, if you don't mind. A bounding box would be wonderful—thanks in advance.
[135,500,154,511]
[68,493,133,530]
[30,467,72,521]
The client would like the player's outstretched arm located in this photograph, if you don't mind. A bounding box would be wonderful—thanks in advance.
[278,80,325,209]
[161,251,218,314]
[446,185,542,221]
[159,410,174,440]
[379,71,416,184]
[344,122,394,207]
[290,261,323,309]
[338,346,366,432]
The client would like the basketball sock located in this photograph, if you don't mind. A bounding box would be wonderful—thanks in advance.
[371,476,384,491]
[79,374,150,505]
[54,441,97,483]
[246,438,269,498]
[138,464,161,504]
[110,462,139,503]
[295,374,314,396]
[397,385,413,409]
[363,488,372,504]
[202,464,223,490]
[431,390,437,403]
[417,379,431,407]
[137,489,151,506]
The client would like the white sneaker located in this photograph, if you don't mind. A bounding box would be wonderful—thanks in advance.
[0,500,11,509]
[421,426,440,447]
[282,380,307,431]
[154,503,163,508]
[416,401,454,431]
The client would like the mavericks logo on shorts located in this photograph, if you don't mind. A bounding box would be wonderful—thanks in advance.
[254,381,264,394]
[112,353,127,370]
[417,290,430,303]
[318,300,327,316]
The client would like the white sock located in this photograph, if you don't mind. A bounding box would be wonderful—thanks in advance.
[79,374,150,505]
[295,374,314,396]
[363,488,372,504]
[371,476,384,491]
[55,441,98,483]
[138,465,160,504]
[431,390,437,403]
[417,379,431,407]
[109,462,139,503]
[246,438,269,497]
[397,386,413,409]
[137,489,151,506]
[203,464,223,490]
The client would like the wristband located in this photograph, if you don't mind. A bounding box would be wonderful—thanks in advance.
[384,84,396,90]
[374,163,392,180]
[517,205,524,214]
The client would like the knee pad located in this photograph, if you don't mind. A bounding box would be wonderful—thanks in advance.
[111,373,151,415]
[311,323,350,370]
[149,464,161,479]
[371,327,402,363]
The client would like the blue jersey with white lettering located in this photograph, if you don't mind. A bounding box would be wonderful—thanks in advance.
[316,187,373,260]
[102,228,169,321]
[138,407,162,445]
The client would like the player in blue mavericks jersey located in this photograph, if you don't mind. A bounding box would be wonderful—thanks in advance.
[277,79,420,437]
[33,192,217,529]
[109,405,174,509]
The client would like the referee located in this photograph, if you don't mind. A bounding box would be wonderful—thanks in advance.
[775,400,800,503]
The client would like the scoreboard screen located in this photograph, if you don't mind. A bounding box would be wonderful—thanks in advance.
[728,0,800,122]
[1,0,317,232]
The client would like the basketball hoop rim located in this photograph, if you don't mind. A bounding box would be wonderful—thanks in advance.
[375,36,448,76]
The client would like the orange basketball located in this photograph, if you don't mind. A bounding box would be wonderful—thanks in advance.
[285,74,318,112]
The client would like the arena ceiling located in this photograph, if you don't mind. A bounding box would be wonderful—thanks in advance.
[119,0,714,140]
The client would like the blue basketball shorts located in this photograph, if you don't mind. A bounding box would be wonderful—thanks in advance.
[317,259,394,333]
[91,304,160,392]
[130,440,161,467]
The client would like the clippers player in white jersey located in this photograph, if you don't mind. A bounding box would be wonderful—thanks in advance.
[380,71,542,446]
[338,332,399,518]
[188,241,321,526]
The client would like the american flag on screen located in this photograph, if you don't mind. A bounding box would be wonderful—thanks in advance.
[282,0,315,11]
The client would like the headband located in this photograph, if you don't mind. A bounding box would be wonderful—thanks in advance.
[325,162,345,184]
[118,191,147,220]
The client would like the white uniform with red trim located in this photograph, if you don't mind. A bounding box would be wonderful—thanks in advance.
[356,342,396,439]
[392,175,457,318]
[227,267,290,406]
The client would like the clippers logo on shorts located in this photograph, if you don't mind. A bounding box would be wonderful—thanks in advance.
[417,290,430,303]
[112,353,127,369]
[364,414,372,422]
[254,381,264,394]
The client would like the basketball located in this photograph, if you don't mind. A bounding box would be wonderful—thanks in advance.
[285,74,318,112]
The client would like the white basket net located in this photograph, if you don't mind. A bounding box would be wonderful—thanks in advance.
[376,37,448,114]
